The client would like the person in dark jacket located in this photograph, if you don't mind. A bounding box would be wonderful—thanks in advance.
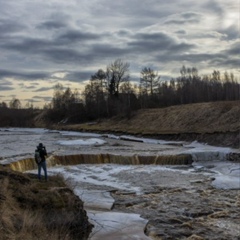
[36,143,48,181]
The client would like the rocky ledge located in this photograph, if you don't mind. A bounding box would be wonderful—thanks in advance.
[0,165,93,240]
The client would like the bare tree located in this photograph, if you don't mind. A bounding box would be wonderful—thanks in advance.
[9,98,21,109]
[140,67,160,95]
[52,83,64,109]
[84,80,108,119]
[91,69,107,92]
[106,59,130,97]
[0,101,8,108]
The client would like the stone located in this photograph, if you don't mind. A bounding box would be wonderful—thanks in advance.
[187,234,204,240]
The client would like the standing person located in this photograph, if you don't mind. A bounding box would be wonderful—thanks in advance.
[35,143,48,181]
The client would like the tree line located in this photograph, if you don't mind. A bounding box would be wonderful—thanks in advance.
[1,59,239,124]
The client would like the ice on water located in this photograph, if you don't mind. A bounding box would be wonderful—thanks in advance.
[1,128,239,239]
[0,127,239,190]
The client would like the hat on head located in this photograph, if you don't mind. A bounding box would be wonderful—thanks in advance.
[39,143,43,147]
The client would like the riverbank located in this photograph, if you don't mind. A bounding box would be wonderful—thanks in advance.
[52,101,240,148]
[0,165,93,240]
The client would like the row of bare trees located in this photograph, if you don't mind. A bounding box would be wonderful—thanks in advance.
[139,68,239,108]
[45,60,239,123]
[0,98,21,109]
[1,59,239,125]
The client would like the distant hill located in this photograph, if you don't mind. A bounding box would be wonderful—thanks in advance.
[56,101,240,148]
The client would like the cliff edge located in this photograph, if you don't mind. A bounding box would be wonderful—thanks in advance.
[0,165,93,240]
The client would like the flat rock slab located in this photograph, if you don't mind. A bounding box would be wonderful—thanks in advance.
[74,189,114,210]
[88,210,151,240]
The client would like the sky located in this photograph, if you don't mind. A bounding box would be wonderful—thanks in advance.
[0,0,239,108]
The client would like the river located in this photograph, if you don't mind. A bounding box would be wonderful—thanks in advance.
[0,128,239,239]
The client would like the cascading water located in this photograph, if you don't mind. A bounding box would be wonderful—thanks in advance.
[5,153,193,172]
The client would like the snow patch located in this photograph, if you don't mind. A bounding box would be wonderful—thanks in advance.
[59,131,101,138]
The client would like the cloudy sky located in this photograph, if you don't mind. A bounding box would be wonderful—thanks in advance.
[0,0,239,107]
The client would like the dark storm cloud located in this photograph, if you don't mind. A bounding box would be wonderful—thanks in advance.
[0,19,25,36]
[202,0,224,16]
[211,40,240,68]
[223,58,240,67]
[91,44,128,58]
[42,48,90,64]
[42,43,127,65]
[175,30,187,35]
[1,28,107,65]
[57,30,100,43]
[116,30,133,37]
[65,71,95,82]
[2,28,165,66]
[219,25,239,40]
[128,32,172,51]
[224,42,240,56]
[181,12,201,19]
[2,38,53,53]
[1,28,102,54]
[37,20,67,30]
[128,32,195,54]
[0,69,50,80]
[210,57,240,69]
[34,30,195,65]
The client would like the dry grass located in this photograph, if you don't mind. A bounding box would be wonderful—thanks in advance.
[53,101,240,148]
[61,101,240,135]
[0,166,92,240]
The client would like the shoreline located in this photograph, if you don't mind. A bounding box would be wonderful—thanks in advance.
[52,124,240,149]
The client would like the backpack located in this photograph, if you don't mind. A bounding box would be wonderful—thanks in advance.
[34,150,42,164]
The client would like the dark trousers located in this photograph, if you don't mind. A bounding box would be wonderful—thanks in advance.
[38,161,47,180]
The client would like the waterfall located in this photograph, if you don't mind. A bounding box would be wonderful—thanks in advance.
[3,153,193,172]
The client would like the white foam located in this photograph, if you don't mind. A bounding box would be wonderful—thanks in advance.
[57,138,107,146]
[182,141,232,161]
[212,175,240,189]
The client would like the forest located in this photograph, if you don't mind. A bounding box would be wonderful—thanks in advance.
[0,59,239,125]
